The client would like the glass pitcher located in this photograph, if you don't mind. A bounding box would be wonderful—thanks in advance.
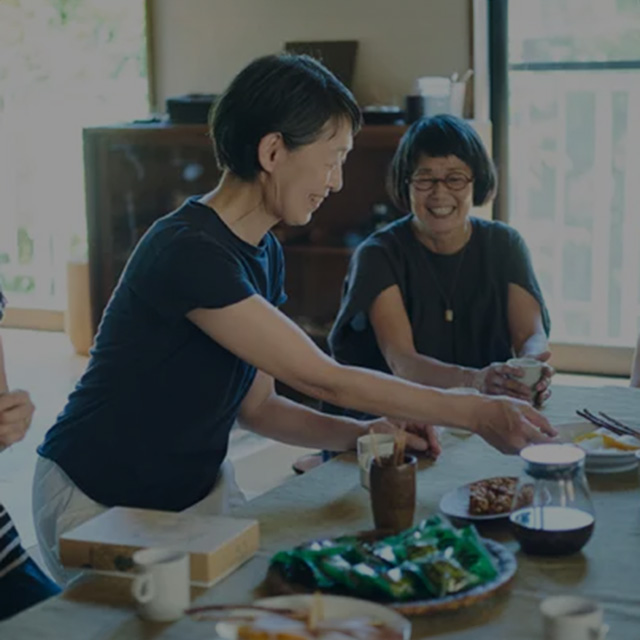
[509,443,595,556]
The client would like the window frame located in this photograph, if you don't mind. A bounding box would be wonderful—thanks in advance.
[2,0,156,331]
[473,0,636,376]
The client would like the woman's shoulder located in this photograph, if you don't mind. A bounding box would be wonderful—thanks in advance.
[356,214,414,254]
[471,217,523,246]
[265,229,283,252]
[264,231,285,267]
[150,199,242,256]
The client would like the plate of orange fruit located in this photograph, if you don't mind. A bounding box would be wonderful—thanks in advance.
[555,421,640,473]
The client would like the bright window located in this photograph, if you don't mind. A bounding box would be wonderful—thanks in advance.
[0,0,150,311]
[503,0,640,348]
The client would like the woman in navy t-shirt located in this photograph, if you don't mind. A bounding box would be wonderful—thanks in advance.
[34,54,556,586]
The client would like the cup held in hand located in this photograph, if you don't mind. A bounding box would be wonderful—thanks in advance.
[506,357,544,389]
[369,454,417,533]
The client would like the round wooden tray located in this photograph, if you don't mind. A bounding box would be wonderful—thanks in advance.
[265,538,517,616]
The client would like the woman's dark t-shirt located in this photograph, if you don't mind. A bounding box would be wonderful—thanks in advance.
[38,198,286,511]
[329,215,549,374]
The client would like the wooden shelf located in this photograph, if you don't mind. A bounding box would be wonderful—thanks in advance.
[83,122,405,333]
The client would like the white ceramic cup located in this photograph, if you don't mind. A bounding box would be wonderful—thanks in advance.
[131,548,190,622]
[540,595,608,640]
[357,433,395,489]
[506,357,544,389]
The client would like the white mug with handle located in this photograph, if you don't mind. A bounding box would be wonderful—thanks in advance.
[131,548,190,622]
[540,595,609,640]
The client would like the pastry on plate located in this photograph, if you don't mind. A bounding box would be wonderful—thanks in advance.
[468,476,518,516]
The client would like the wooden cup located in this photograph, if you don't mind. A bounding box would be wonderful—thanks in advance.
[369,455,417,533]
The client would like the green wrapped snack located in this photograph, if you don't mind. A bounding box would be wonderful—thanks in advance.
[271,550,335,589]
[268,517,500,602]
[374,543,399,564]
[349,562,391,599]
[405,518,497,583]
[404,515,448,540]
[414,553,481,597]
[298,539,353,556]
[319,554,410,599]
[369,541,404,565]
[432,526,459,551]
[404,538,440,562]
[348,563,407,600]
[398,561,439,598]
[452,526,498,582]
[383,567,420,601]
[317,554,359,590]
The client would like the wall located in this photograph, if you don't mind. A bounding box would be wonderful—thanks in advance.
[150,0,471,110]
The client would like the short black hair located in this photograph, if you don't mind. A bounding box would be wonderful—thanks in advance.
[210,53,362,180]
[387,114,497,211]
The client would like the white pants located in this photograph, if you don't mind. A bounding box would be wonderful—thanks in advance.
[32,456,246,587]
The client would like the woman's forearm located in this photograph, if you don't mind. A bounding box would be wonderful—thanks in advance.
[388,351,476,390]
[239,393,366,450]
[320,364,478,431]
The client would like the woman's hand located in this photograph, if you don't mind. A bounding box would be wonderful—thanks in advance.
[473,353,555,405]
[365,417,442,459]
[474,362,532,400]
[404,422,442,458]
[0,390,35,448]
[528,351,555,407]
[471,394,557,454]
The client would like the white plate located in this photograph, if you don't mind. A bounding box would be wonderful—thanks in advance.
[554,421,640,472]
[439,478,516,521]
[585,453,637,466]
[215,594,411,640]
[584,460,639,474]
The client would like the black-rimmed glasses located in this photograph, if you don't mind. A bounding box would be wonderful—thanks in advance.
[407,174,473,192]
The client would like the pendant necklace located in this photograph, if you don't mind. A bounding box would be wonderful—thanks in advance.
[422,231,470,323]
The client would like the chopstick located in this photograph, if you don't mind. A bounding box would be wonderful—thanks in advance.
[393,427,407,467]
[598,412,640,439]
[369,426,382,467]
[576,409,640,439]
[576,409,626,436]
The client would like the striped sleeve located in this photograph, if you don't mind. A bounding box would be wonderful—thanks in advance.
[0,503,28,579]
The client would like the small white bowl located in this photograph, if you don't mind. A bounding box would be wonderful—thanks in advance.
[554,421,639,474]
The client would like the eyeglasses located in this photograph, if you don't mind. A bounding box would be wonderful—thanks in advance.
[407,174,473,192]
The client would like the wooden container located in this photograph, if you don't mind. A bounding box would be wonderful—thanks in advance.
[369,454,417,533]
[59,506,260,587]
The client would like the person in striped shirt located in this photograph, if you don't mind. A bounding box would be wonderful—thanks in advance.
[0,287,59,620]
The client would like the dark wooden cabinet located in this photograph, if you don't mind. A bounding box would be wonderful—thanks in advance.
[83,122,407,337]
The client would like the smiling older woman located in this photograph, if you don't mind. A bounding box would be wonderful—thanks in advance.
[33,59,554,587]
[329,115,553,406]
